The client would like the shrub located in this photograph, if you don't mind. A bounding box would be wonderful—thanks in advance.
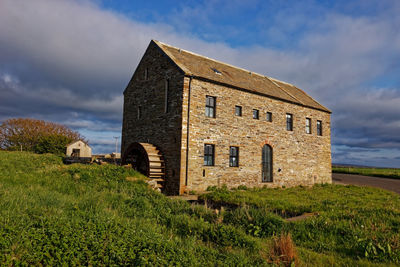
[33,134,72,154]
[0,118,83,154]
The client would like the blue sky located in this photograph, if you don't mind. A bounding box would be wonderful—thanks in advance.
[0,0,399,167]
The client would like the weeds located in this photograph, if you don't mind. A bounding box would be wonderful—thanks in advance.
[270,233,298,266]
[201,184,400,264]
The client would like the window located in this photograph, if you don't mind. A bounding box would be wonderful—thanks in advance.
[286,113,293,131]
[253,109,259,119]
[262,145,273,182]
[266,112,272,122]
[235,105,242,116]
[164,79,169,113]
[204,144,215,166]
[144,68,148,80]
[306,118,311,134]
[229,146,239,167]
[317,120,322,136]
[205,96,216,118]
[137,106,142,119]
[211,68,222,75]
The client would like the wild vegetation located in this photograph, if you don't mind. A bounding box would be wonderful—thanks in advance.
[0,151,267,266]
[202,184,400,265]
[1,151,399,266]
[333,165,400,179]
[0,118,83,154]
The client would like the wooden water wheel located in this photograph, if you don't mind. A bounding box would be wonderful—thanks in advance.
[122,142,165,189]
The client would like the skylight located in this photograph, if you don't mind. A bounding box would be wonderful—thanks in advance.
[211,68,222,75]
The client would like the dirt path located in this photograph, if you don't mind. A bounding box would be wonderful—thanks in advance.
[332,173,400,195]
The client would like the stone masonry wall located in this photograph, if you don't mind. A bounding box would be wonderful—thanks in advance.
[121,42,184,195]
[181,78,331,192]
[122,42,332,195]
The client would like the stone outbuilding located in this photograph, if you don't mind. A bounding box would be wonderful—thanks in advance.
[121,40,332,195]
[66,140,92,158]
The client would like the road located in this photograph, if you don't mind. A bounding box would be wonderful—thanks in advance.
[332,173,400,195]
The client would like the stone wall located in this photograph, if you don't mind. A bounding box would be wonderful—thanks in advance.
[180,78,332,192]
[122,42,332,195]
[121,42,184,195]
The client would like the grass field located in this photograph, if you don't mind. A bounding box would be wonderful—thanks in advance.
[333,166,400,179]
[201,185,400,265]
[1,151,399,266]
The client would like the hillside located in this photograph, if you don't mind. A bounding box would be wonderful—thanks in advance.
[0,151,399,266]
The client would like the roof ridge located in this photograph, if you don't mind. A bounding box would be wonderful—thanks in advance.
[267,78,304,105]
[154,40,277,80]
[269,77,295,87]
[151,40,331,113]
[152,40,192,74]
[155,40,303,90]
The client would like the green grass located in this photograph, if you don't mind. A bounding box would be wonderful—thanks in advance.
[0,151,399,266]
[0,151,265,265]
[333,166,400,179]
[201,185,400,265]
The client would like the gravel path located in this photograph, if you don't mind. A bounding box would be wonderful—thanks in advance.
[332,173,400,195]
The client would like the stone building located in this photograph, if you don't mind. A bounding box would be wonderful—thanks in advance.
[66,140,92,158]
[121,40,331,195]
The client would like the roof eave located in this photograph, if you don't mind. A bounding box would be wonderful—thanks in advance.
[151,40,189,75]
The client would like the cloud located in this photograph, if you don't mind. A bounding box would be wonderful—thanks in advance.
[0,0,153,97]
[0,0,202,141]
[0,0,399,165]
[0,0,240,151]
[64,119,121,132]
[0,0,233,115]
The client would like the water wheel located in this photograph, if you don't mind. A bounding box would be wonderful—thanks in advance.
[122,142,165,189]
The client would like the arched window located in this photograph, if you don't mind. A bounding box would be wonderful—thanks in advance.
[262,144,273,182]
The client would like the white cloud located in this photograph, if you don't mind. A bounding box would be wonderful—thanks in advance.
[0,0,400,163]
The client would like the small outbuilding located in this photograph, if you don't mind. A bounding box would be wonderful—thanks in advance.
[66,140,92,158]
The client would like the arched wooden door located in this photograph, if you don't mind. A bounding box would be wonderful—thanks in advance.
[262,144,273,182]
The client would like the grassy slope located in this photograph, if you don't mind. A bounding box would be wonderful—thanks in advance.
[0,151,398,266]
[201,185,400,265]
[333,166,400,179]
[0,152,264,265]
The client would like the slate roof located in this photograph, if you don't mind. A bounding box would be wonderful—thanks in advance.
[153,40,330,113]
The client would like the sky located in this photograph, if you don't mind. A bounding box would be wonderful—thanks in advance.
[0,0,400,167]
